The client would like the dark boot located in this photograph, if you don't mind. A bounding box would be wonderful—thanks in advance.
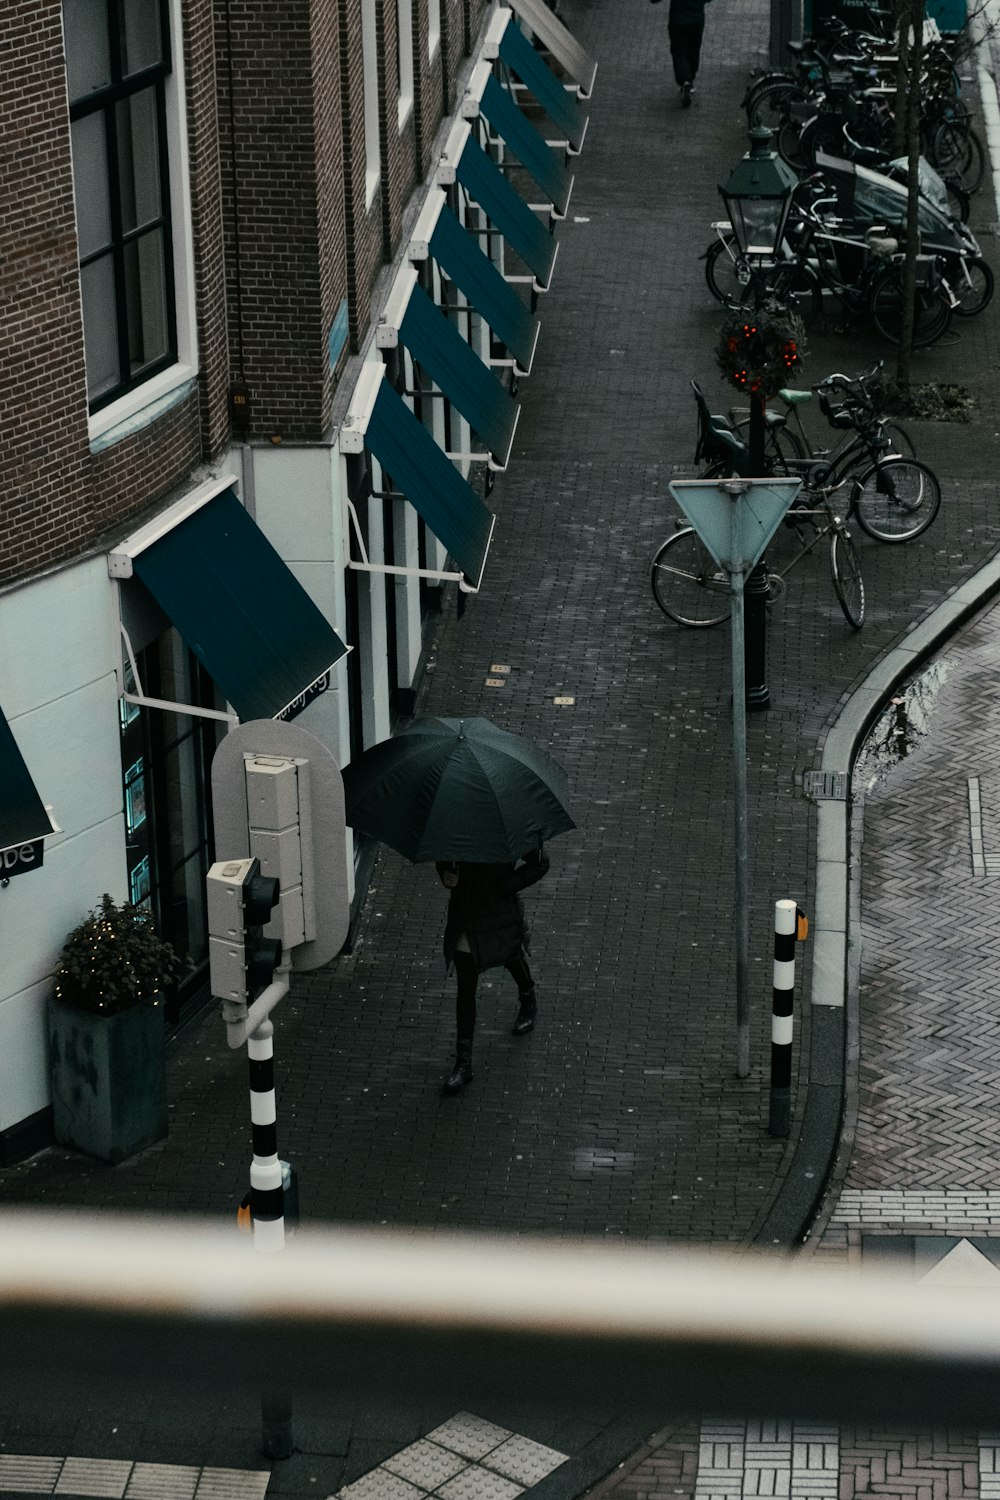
[442,1039,473,1094]
[512,990,537,1035]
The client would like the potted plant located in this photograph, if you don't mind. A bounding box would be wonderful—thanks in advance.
[47,894,180,1163]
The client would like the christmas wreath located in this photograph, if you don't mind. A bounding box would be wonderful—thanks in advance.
[716,306,805,400]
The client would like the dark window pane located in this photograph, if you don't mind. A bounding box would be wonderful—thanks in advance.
[119,0,163,74]
[80,255,119,398]
[125,230,168,374]
[117,89,161,232]
[71,113,112,255]
[64,0,111,100]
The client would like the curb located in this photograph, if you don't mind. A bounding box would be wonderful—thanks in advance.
[753,546,1000,1249]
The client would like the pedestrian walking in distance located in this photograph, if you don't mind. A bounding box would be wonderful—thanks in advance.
[436,847,550,1095]
[650,0,712,107]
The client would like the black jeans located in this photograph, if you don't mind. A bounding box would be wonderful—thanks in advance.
[454,951,534,1041]
[668,20,704,86]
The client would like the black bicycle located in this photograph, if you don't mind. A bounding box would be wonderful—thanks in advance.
[651,486,865,630]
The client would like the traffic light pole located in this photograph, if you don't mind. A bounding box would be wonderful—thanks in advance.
[246,1008,294,1458]
[223,972,290,1050]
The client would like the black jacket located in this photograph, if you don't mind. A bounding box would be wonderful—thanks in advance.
[668,0,710,24]
[437,848,550,973]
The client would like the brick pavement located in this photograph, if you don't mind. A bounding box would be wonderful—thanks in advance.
[5,0,1000,1496]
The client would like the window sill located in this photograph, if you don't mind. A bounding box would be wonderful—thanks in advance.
[88,364,198,453]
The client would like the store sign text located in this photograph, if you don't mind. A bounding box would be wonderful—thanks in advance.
[1,839,45,879]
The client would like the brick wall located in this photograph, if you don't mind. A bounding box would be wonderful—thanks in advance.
[441,0,466,101]
[0,0,235,591]
[313,0,351,408]
[0,0,496,592]
[340,0,386,350]
[185,0,231,459]
[0,0,95,587]
[215,0,344,442]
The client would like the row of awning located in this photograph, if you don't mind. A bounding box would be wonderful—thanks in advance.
[341,0,597,600]
[0,0,597,865]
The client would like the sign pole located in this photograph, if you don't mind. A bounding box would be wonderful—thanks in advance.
[728,496,751,1080]
[667,475,801,1085]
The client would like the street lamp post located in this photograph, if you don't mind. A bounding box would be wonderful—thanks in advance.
[719,126,799,714]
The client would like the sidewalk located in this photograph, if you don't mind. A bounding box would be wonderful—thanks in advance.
[4,0,1000,1496]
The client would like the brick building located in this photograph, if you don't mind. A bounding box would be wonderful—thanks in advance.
[0,0,594,1161]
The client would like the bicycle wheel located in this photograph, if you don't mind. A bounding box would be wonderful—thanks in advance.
[651,529,731,627]
[868,266,953,348]
[952,255,994,317]
[945,179,970,223]
[852,457,942,543]
[748,81,809,132]
[704,235,741,304]
[775,112,811,171]
[932,120,986,195]
[831,527,865,628]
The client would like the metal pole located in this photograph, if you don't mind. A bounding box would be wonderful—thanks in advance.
[768,899,797,1135]
[729,497,751,1080]
[247,1018,294,1459]
[745,393,771,711]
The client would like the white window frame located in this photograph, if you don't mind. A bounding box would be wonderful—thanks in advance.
[362,0,381,208]
[396,0,414,129]
[428,0,441,59]
[78,0,199,446]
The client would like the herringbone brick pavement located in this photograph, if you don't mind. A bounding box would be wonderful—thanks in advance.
[838,1430,979,1500]
[845,602,1000,1189]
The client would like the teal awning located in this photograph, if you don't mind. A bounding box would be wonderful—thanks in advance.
[498,18,589,152]
[366,380,495,590]
[398,281,519,469]
[131,489,349,722]
[479,74,573,217]
[427,201,540,374]
[507,0,597,98]
[455,133,559,289]
[0,706,50,857]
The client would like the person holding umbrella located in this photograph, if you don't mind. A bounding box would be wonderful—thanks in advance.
[437,847,550,1095]
[343,715,575,1095]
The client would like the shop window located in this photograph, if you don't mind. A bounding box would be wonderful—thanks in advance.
[119,632,223,1027]
[64,0,179,412]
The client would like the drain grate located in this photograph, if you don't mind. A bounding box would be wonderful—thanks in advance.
[802,771,848,801]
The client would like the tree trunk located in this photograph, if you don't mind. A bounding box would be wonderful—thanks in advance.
[896,0,925,389]
[892,23,909,159]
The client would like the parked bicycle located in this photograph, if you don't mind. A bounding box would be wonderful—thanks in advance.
[651,490,865,629]
[691,375,942,543]
[703,185,969,346]
[651,385,865,629]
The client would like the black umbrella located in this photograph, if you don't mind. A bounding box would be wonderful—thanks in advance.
[342,715,575,862]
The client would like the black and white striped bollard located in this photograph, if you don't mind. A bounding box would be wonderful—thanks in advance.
[248,1018,286,1251]
[248,1018,293,1458]
[768,900,804,1138]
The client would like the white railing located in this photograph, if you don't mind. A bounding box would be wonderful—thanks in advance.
[2,1207,998,1424]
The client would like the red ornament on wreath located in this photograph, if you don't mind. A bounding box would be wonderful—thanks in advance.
[716,307,806,401]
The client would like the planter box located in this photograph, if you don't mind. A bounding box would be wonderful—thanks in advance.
[47,998,167,1164]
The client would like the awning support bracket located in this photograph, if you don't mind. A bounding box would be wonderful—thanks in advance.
[118,623,239,727]
[345,499,478,593]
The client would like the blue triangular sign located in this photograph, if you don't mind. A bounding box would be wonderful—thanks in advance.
[668,478,803,574]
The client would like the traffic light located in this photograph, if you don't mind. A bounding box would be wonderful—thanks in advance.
[242,858,282,1000]
[207,857,283,1018]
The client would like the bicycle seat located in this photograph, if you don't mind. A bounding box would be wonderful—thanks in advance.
[778,388,812,405]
